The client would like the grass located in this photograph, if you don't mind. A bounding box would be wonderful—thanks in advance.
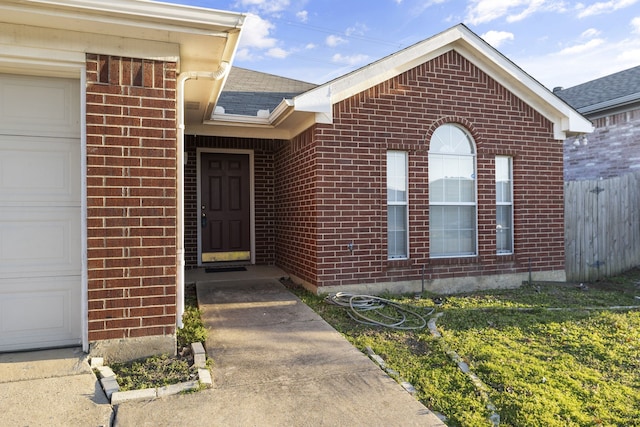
[110,282,210,392]
[288,271,640,427]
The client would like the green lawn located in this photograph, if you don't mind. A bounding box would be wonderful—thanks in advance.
[290,271,640,427]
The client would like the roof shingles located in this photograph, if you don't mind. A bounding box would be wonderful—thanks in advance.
[217,67,317,116]
[555,65,640,110]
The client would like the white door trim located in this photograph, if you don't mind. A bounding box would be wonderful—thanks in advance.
[196,148,255,266]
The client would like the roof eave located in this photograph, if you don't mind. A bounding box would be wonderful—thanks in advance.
[199,99,318,139]
[4,0,244,34]
[578,94,640,116]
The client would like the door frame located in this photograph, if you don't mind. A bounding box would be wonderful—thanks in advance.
[196,148,255,266]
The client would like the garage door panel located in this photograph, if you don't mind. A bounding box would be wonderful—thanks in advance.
[0,74,80,138]
[0,73,81,352]
[0,135,80,205]
[0,277,81,352]
[0,208,81,278]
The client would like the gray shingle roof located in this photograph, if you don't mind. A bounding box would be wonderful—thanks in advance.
[217,67,317,116]
[555,65,640,111]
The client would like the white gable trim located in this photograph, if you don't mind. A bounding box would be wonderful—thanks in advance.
[292,24,592,140]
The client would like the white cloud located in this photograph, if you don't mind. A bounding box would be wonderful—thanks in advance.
[517,34,640,89]
[234,0,291,14]
[632,16,640,33]
[581,28,602,38]
[267,47,289,58]
[305,43,317,49]
[234,48,253,61]
[345,23,369,37]
[481,30,515,47]
[238,14,277,50]
[296,10,308,22]
[506,0,548,22]
[557,38,605,55]
[331,53,369,66]
[326,34,347,47]
[466,0,565,25]
[617,47,640,62]
[577,0,638,18]
[467,0,527,25]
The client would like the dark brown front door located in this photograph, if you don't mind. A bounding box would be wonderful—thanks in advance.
[200,152,251,263]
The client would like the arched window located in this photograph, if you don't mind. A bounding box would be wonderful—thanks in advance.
[428,124,477,257]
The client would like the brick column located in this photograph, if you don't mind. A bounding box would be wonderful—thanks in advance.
[85,54,177,361]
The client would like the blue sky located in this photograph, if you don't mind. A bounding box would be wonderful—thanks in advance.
[165,0,640,89]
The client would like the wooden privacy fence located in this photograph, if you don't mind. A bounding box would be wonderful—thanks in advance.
[564,171,640,282]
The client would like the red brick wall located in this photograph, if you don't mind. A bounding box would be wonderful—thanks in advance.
[274,129,319,285]
[276,50,564,290]
[564,108,640,180]
[85,54,177,342]
[184,136,278,267]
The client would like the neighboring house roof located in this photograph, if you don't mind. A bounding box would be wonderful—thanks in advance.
[202,24,592,140]
[217,67,317,116]
[555,65,640,116]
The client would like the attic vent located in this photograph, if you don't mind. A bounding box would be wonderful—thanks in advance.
[185,101,200,110]
[214,106,225,114]
[257,109,270,118]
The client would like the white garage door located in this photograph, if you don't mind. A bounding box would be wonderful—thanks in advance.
[0,74,81,352]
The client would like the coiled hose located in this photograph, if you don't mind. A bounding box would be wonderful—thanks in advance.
[325,292,432,330]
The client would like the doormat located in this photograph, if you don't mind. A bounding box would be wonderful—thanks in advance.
[205,266,247,273]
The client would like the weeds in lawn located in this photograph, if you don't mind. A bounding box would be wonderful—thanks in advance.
[289,272,640,427]
[111,354,197,391]
[177,306,208,349]
[110,283,210,391]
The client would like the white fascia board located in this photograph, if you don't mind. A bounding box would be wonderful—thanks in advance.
[209,114,271,126]
[13,0,244,33]
[292,86,333,124]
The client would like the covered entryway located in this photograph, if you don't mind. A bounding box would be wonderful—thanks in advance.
[0,74,81,352]
[199,151,252,264]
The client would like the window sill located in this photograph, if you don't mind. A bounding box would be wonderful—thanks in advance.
[428,256,480,266]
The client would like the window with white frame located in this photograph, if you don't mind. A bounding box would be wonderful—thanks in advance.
[428,124,477,257]
[387,151,408,259]
[496,156,513,254]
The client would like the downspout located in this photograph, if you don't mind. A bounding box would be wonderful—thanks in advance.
[176,61,230,328]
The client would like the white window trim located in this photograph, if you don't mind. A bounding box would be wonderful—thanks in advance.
[387,151,409,260]
[428,125,478,259]
[496,156,514,255]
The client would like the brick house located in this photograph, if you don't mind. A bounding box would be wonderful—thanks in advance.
[190,24,591,296]
[556,65,640,181]
[0,0,244,359]
[0,1,590,359]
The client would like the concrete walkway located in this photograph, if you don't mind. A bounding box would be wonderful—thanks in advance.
[114,267,446,426]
